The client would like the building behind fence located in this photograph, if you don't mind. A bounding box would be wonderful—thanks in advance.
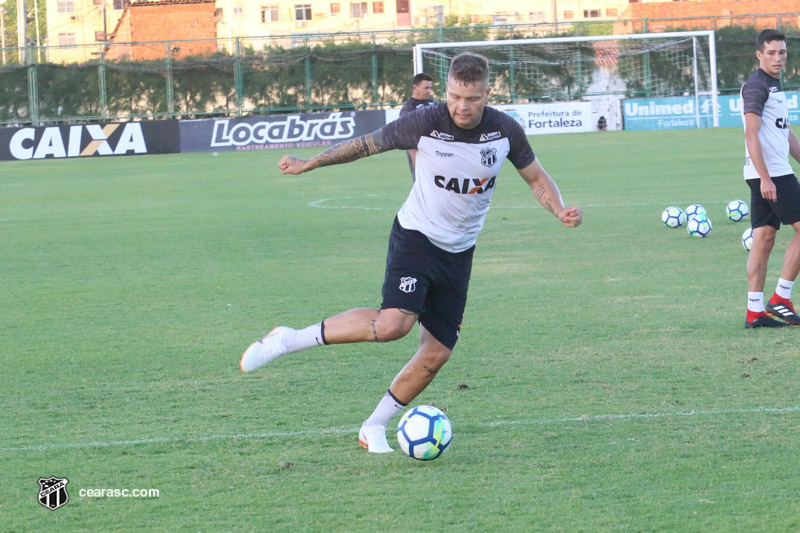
[0,13,799,126]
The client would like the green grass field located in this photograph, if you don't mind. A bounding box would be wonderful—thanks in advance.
[2,128,800,532]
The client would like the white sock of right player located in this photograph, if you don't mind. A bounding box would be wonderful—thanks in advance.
[281,322,327,353]
[775,278,794,300]
[747,292,765,313]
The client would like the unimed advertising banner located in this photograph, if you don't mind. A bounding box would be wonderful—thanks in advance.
[180,110,387,152]
[0,121,180,161]
[623,91,800,130]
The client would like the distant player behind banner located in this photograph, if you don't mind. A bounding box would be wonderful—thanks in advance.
[740,29,800,328]
[400,73,436,181]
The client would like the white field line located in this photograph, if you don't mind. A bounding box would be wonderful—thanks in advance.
[1,405,797,453]
[308,196,731,210]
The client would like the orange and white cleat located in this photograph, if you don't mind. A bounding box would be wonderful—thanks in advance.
[240,327,291,373]
[358,424,394,453]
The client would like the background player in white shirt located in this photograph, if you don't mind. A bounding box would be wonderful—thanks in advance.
[741,29,800,328]
[241,53,583,452]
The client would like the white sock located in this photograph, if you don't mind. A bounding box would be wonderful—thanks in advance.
[363,390,407,427]
[748,292,765,313]
[775,278,794,300]
[282,322,326,353]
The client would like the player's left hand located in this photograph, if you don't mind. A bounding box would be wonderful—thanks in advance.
[558,206,583,228]
[277,155,311,175]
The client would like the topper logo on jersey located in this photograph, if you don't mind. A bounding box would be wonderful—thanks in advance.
[9,123,147,160]
[211,114,355,147]
[479,132,501,141]
[434,175,496,194]
[480,147,497,167]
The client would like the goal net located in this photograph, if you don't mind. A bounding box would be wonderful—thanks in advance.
[413,31,719,131]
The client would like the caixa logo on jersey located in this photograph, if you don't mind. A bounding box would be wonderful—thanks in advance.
[7,123,148,160]
[210,113,356,147]
[434,175,496,195]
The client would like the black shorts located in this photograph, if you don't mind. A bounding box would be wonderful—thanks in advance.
[381,217,474,350]
[747,174,800,230]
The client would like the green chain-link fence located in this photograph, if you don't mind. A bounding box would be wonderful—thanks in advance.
[1,16,798,126]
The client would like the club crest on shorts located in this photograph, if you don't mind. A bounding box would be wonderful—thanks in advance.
[399,276,417,293]
[480,147,497,167]
[38,476,69,511]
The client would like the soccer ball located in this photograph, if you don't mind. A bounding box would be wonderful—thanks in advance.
[726,200,749,222]
[685,204,707,219]
[742,226,753,251]
[396,405,452,461]
[687,214,712,238]
[661,206,686,228]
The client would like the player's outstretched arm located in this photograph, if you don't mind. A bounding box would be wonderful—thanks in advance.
[518,159,582,228]
[277,129,389,175]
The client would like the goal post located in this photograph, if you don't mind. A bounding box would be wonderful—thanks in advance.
[414,31,720,130]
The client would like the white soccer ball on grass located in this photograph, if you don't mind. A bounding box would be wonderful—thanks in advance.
[726,200,749,222]
[685,204,707,220]
[396,405,452,461]
[742,227,754,251]
[661,206,687,228]
[687,214,712,238]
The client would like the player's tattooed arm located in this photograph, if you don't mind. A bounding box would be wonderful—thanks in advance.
[519,159,582,228]
[277,129,389,175]
[533,183,557,216]
[520,160,562,216]
[313,130,388,168]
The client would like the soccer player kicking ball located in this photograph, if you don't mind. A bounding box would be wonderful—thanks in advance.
[741,30,800,328]
[241,52,583,452]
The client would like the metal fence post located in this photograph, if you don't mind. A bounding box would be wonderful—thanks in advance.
[234,37,244,116]
[99,47,108,119]
[304,36,311,111]
[27,44,39,125]
[371,35,378,107]
[508,47,515,103]
[165,42,174,115]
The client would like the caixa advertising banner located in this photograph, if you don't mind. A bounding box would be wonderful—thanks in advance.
[180,110,387,152]
[0,121,180,161]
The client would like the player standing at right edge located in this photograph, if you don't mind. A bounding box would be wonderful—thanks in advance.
[741,29,800,328]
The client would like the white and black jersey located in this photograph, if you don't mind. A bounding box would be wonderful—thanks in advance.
[382,103,535,253]
[741,68,793,180]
